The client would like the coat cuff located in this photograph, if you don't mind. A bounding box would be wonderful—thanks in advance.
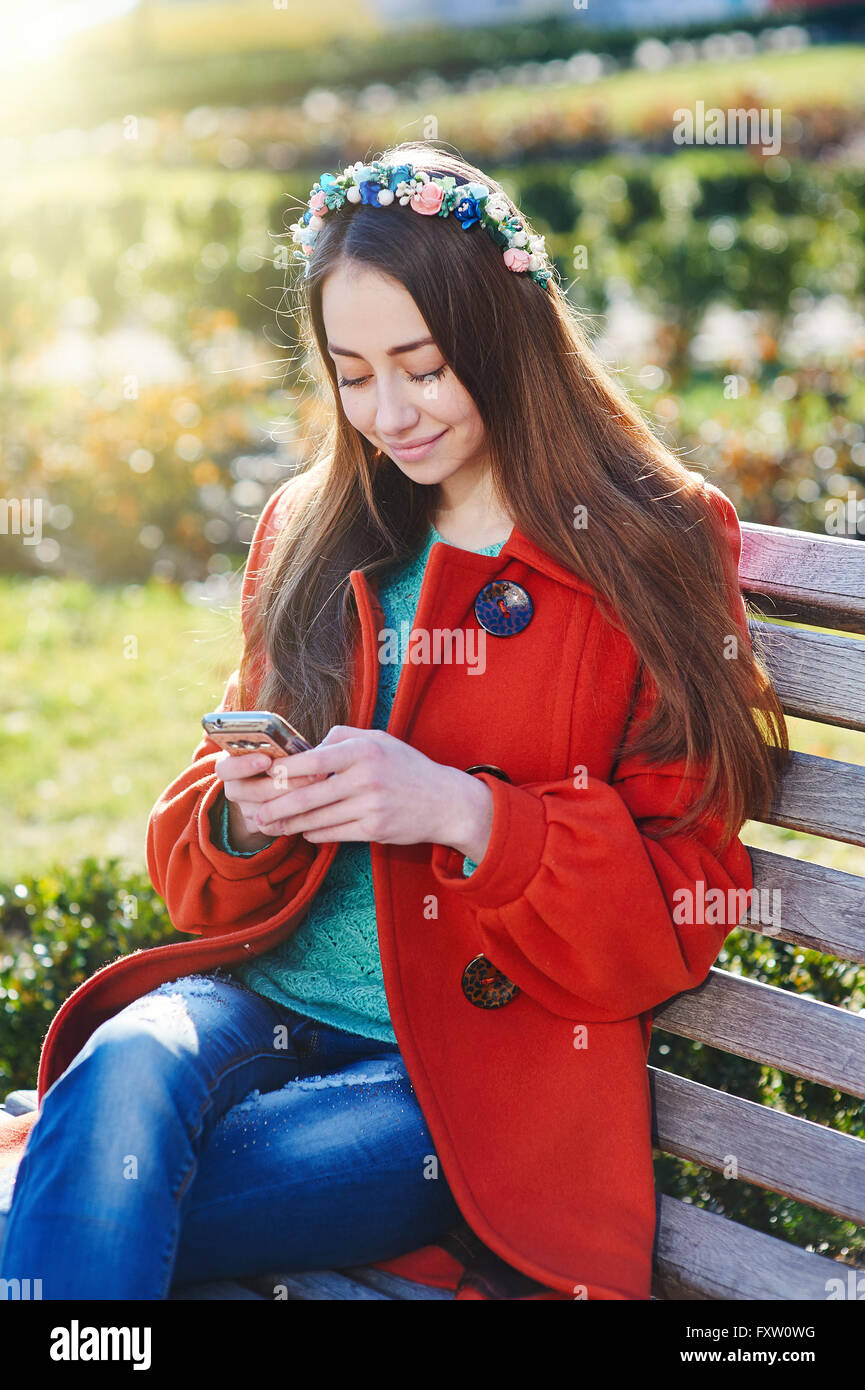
[197,777,293,879]
[429,773,548,908]
[213,789,277,857]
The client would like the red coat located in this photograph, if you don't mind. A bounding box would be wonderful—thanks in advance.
[0,472,754,1301]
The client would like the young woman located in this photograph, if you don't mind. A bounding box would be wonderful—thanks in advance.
[0,141,788,1301]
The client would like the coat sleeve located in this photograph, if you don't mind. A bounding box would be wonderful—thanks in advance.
[145,475,317,936]
[428,483,755,1023]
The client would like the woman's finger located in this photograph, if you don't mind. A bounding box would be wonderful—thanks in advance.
[214,750,273,783]
[223,764,333,805]
[251,765,359,823]
[256,796,364,834]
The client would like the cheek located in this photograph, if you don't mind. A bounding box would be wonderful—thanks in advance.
[435,380,483,433]
[450,397,487,451]
[340,393,372,432]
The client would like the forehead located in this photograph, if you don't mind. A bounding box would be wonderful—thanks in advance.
[321,264,432,356]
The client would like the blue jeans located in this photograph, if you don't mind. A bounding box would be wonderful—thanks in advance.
[0,969,462,1299]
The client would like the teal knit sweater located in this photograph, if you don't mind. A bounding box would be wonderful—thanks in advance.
[222,520,505,1041]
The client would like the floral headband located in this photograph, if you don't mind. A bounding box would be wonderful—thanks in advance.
[290,159,555,291]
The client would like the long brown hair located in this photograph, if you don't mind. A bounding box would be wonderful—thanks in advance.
[239,139,788,846]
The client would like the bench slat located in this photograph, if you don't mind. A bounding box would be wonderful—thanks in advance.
[240,1269,393,1300]
[740,523,865,634]
[169,1279,266,1300]
[650,1067,865,1224]
[749,620,865,731]
[747,846,865,964]
[762,750,865,845]
[653,1192,862,1300]
[652,967,865,1098]
[341,1266,454,1300]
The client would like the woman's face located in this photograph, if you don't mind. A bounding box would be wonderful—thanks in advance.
[321,263,489,488]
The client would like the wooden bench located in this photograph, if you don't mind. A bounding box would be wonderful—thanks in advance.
[3,517,864,1301]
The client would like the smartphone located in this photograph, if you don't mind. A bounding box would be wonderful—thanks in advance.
[201,710,314,759]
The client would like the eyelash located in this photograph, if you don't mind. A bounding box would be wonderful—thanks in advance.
[338,365,447,390]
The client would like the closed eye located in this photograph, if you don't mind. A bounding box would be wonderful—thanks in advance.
[338,365,447,390]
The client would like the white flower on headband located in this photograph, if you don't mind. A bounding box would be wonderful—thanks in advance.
[484,194,512,222]
[288,159,555,290]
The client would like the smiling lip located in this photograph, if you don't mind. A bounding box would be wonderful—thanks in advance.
[386,429,447,459]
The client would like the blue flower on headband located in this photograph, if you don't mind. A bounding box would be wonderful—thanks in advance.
[453,194,481,229]
[387,164,414,192]
[359,178,387,206]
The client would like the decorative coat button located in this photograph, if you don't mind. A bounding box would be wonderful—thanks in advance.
[461,954,520,1009]
[474,581,533,636]
[464,764,511,783]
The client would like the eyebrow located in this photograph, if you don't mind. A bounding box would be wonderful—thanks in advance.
[327,336,436,360]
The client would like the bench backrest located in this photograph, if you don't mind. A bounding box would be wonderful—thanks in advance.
[650,519,865,1300]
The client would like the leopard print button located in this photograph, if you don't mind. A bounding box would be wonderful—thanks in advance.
[461,953,521,1008]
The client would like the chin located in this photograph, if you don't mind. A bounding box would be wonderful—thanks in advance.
[390,458,456,485]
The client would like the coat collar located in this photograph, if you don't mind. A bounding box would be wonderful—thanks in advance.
[356,522,594,597]
[497,524,595,597]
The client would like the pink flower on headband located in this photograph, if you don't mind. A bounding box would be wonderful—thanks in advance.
[503,246,531,273]
[309,191,328,216]
[411,183,444,216]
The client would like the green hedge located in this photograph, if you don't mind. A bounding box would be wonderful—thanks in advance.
[0,860,174,1094]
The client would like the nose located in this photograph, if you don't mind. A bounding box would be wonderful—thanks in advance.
[374,374,421,438]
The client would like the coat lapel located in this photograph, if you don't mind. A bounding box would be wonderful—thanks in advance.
[348,525,592,743]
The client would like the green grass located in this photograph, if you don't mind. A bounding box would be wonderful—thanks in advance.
[3,576,864,882]
[1,576,238,880]
[463,45,865,136]
[3,32,863,142]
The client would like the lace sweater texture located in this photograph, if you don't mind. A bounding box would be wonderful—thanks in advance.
[222,521,505,1040]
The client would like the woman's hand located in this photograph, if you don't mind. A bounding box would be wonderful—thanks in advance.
[213,749,323,853]
[251,726,495,862]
